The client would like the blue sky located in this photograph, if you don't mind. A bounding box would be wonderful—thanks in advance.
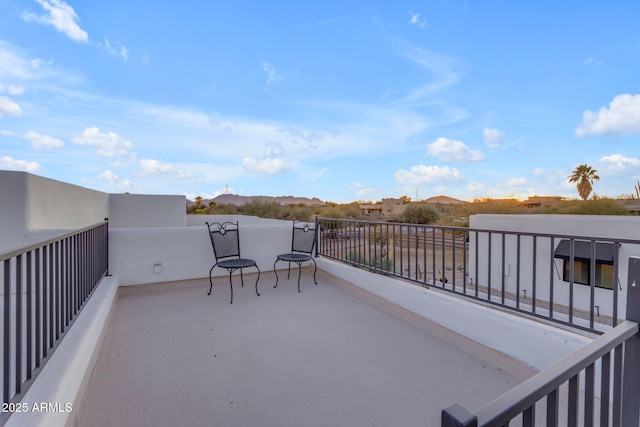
[1,0,639,203]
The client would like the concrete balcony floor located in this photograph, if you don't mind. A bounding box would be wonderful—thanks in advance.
[73,268,541,427]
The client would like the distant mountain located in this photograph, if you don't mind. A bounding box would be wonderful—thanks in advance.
[422,195,469,205]
[187,194,325,207]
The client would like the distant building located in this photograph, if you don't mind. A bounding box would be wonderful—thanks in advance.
[360,198,406,218]
[522,196,564,208]
[360,195,469,218]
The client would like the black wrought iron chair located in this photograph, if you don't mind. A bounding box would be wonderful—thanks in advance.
[273,221,317,292]
[206,221,260,304]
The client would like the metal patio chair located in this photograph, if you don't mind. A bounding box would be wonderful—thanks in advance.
[273,221,318,292]
[206,221,260,304]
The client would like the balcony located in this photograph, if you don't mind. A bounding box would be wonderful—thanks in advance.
[2,171,640,426]
[73,270,544,427]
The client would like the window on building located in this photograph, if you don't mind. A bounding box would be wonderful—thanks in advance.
[562,260,614,289]
[554,239,615,290]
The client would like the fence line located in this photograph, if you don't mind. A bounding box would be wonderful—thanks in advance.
[317,218,640,335]
[442,257,640,427]
[0,221,109,416]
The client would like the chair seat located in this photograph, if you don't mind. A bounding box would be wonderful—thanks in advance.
[218,258,257,269]
[277,253,311,262]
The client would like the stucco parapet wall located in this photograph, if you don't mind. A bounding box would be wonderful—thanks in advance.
[0,171,109,252]
[109,218,302,286]
[4,275,119,427]
[108,194,186,228]
[471,214,640,240]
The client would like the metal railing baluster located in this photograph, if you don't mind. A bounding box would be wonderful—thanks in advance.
[0,221,108,413]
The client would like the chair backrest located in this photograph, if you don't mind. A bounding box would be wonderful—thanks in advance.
[206,221,241,261]
[291,221,316,254]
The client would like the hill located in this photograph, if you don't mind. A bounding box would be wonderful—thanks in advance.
[188,194,325,207]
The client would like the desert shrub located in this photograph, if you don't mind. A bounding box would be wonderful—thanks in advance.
[214,203,238,215]
[403,203,441,224]
[370,255,393,272]
[281,204,313,221]
[346,250,366,264]
[240,199,281,218]
[544,198,633,215]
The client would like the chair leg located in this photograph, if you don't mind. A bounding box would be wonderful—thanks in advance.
[311,257,318,284]
[287,262,291,279]
[208,264,216,295]
[228,272,233,304]
[297,262,302,293]
[255,266,261,296]
[240,269,244,287]
[273,259,280,288]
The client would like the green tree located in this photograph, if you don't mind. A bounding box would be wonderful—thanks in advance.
[403,203,441,224]
[568,164,600,200]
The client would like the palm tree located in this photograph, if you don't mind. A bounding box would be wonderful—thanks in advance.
[568,164,600,200]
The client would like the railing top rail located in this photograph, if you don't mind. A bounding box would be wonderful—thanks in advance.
[316,217,640,245]
[476,320,639,426]
[0,220,108,262]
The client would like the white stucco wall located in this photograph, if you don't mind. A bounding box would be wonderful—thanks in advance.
[0,171,29,252]
[469,215,640,319]
[109,216,296,286]
[0,171,109,253]
[109,194,186,228]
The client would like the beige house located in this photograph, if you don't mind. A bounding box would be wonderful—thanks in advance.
[360,198,406,218]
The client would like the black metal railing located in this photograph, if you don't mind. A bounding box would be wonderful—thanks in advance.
[442,257,640,427]
[317,218,640,335]
[0,221,108,413]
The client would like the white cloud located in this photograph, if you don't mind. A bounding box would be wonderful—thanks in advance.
[394,165,463,186]
[97,170,134,189]
[97,38,129,61]
[467,182,485,192]
[576,94,640,137]
[242,157,290,174]
[597,154,640,174]
[409,12,426,29]
[0,83,24,95]
[0,96,24,117]
[302,168,327,182]
[22,0,89,43]
[0,41,68,82]
[483,128,504,148]
[73,127,134,157]
[506,177,527,186]
[109,160,129,168]
[242,142,291,174]
[350,182,375,198]
[262,62,283,87]
[427,137,485,162]
[532,168,544,176]
[24,130,64,149]
[139,105,211,128]
[120,46,128,62]
[0,156,41,172]
[394,46,461,105]
[139,159,195,179]
[264,143,286,158]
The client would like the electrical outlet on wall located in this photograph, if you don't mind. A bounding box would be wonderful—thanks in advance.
[153,263,162,274]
